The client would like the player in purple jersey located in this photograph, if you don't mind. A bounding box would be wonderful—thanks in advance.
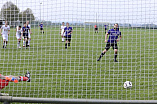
[39,22,44,34]
[97,23,122,62]
[22,22,30,47]
[63,22,73,49]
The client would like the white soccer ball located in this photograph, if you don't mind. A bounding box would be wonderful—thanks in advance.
[124,81,132,88]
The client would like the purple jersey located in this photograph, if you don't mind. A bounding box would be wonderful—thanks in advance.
[107,29,121,43]
[104,25,107,29]
[64,27,73,37]
[39,24,43,28]
[22,26,30,36]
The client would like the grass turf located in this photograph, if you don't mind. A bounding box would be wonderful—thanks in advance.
[0,26,157,100]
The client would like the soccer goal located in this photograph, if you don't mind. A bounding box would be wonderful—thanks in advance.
[0,0,157,104]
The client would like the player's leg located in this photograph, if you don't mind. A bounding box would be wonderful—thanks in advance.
[25,37,28,47]
[3,40,5,48]
[16,34,20,48]
[114,49,118,62]
[6,41,8,48]
[112,43,118,62]
[68,37,71,47]
[28,34,31,46]
[40,28,42,34]
[42,28,44,34]
[65,36,68,49]
[95,28,96,33]
[5,36,8,48]
[61,35,64,42]
[61,31,65,42]
[2,35,6,48]
[23,36,25,47]
[97,42,110,61]
[18,39,21,48]
[97,28,98,33]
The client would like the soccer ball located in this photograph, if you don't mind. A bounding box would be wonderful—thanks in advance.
[124,81,132,88]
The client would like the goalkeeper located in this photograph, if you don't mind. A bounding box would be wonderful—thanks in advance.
[0,71,30,91]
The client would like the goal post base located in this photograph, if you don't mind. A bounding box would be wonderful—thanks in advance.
[0,96,157,104]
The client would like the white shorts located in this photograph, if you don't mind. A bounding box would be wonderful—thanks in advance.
[61,32,65,36]
[28,33,31,38]
[16,34,21,39]
[2,35,8,41]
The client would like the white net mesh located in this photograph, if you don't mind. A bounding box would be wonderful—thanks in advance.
[0,0,157,100]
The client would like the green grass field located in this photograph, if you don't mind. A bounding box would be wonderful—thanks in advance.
[0,26,157,100]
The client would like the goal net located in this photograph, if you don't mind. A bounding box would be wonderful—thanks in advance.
[0,0,156,101]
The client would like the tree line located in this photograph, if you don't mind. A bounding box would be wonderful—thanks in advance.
[0,1,35,25]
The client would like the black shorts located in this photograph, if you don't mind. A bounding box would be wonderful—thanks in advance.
[95,28,98,30]
[65,36,71,42]
[40,28,43,30]
[23,34,28,39]
[105,42,118,50]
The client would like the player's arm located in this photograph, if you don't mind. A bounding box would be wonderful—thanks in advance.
[105,33,109,42]
[70,28,73,34]
[15,28,17,36]
[60,28,61,34]
[63,28,66,34]
[117,32,122,42]
[29,28,32,34]
[22,28,24,37]
[117,35,122,42]
[69,28,73,34]
[21,30,23,39]
[8,29,10,36]
[0,26,2,35]
[0,74,18,83]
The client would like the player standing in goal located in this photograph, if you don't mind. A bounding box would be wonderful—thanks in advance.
[0,71,30,91]
[39,22,44,34]
[0,21,10,49]
[60,22,66,42]
[16,26,22,48]
[97,23,122,62]
[94,24,98,33]
[22,22,30,48]
[64,22,73,49]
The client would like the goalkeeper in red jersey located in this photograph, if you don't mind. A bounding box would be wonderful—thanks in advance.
[0,71,30,91]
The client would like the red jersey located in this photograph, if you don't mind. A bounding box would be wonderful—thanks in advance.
[0,79,9,90]
[94,25,97,28]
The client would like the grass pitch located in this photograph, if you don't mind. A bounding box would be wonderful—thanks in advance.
[0,26,157,100]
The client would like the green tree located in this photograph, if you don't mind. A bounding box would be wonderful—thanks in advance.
[19,8,35,23]
[1,1,20,24]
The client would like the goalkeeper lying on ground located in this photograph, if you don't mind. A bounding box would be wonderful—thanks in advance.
[0,71,30,91]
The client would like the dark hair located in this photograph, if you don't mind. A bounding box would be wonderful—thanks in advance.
[114,23,119,26]
[62,22,64,24]
[24,22,26,24]
[19,26,21,28]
